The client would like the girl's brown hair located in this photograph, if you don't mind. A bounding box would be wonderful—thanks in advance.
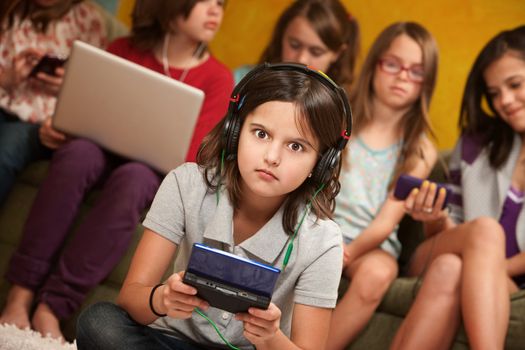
[349,22,438,186]
[0,0,82,32]
[130,0,217,52]
[459,25,525,169]
[258,0,359,88]
[197,68,349,234]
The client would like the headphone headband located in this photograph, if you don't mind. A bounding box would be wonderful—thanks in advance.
[230,62,352,141]
[223,62,353,184]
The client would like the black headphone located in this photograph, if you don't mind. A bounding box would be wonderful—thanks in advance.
[222,62,352,185]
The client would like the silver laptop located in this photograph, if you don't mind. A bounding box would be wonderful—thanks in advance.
[52,40,205,173]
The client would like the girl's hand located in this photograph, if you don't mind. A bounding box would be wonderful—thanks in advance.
[0,48,42,90]
[236,303,281,345]
[404,180,448,222]
[30,67,65,96]
[39,117,67,149]
[161,271,209,319]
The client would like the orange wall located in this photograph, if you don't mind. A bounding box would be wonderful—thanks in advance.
[117,0,525,150]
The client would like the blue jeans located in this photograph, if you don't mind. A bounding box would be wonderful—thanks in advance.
[76,302,207,350]
[0,109,51,204]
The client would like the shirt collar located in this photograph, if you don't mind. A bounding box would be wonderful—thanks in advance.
[202,193,290,266]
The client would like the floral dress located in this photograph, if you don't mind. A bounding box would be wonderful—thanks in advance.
[0,1,107,123]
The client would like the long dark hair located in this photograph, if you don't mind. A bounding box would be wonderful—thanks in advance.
[197,68,348,234]
[348,22,439,186]
[0,0,82,32]
[258,0,359,88]
[459,25,525,169]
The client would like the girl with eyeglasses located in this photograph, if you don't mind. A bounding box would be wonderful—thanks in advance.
[328,22,466,349]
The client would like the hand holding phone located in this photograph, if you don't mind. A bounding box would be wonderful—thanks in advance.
[162,271,209,320]
[393,174,451,209]
[29,55,67,78]
[183,243,280,313]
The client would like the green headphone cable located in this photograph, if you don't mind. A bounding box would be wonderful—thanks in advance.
[282,183,325,269]
[194,307,241,350]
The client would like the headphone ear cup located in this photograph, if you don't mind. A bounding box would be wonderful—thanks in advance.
[223,111,241,159]
[311,148,340,185]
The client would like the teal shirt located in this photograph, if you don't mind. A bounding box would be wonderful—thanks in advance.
[334,137,402,258]
[233,65,255,84]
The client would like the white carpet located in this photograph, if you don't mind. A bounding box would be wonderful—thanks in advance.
[0,324,76,350]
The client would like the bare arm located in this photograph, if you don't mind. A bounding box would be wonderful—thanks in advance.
[345,137,438,264]
[117,228,209,325]
[237,304,332,350]
[117,229,176,324]
[344,197,406,264]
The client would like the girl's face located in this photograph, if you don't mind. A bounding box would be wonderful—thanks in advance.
[483,51,525,134]
[373,34,424,111]
[281,16,340,72]
[237,101,319,203]
[174,0,224,43]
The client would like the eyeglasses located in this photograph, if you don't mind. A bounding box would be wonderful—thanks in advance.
[378,57,425,83]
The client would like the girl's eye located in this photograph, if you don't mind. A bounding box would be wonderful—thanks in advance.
[288,142,304,152]
[410,67,424,78]
[487,89,499,99]
[310,48,325,58]
[510,81,522,90]
[384,60,399,69]
[254,129,268,139]
[288,40,301,50]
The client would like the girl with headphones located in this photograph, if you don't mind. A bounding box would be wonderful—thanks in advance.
[0,0,231,341]
[328,22,464,349]
[77,63,351,350]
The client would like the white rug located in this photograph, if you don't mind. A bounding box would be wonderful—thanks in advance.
[0,324,76,350]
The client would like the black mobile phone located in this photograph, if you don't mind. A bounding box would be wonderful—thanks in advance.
[29,55,67,77]
[393,174,451,209]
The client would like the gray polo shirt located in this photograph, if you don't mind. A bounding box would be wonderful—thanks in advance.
[143,163,343,349]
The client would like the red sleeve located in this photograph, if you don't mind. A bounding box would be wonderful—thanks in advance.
[185,62,233,162]
[106,37,132,58]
